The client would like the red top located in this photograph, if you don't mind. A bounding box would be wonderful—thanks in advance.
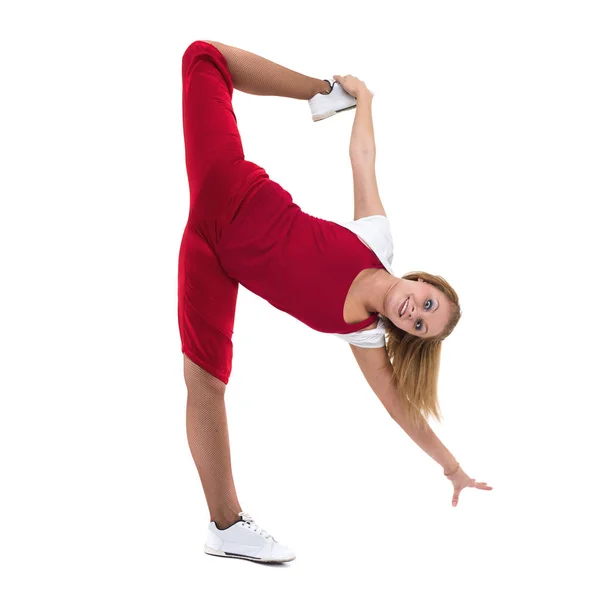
[216,179,386,334]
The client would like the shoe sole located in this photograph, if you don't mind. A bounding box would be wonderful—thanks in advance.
[312,104,357,122]
[204,544,296,563]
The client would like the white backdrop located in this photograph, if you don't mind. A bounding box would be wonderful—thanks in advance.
[1,0,599,597]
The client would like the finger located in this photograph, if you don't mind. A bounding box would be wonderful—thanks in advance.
[452,491,459,507]
[474,482,493,490]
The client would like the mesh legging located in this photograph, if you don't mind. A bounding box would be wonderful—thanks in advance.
[184,355,243,529]
[204,40,332,99]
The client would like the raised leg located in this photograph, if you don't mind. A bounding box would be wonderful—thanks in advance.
[203,40,332,100]
[184,354,243,529]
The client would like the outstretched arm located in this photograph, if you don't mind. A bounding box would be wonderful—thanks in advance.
[350,344,458,473]
[350,344,494,506]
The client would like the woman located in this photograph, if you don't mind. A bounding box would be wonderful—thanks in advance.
[178,40,492,564]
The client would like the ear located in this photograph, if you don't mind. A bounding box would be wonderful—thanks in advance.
[418,277,424,283]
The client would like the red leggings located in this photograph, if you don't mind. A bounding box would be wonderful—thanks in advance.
[177,41,270,384]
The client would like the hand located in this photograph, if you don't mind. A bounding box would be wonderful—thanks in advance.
[332,74,373,100]
[445,464,493,507]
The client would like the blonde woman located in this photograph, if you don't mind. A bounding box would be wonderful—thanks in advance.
[178,40,492,564]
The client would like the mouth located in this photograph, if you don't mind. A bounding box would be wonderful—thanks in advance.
[399,297,409,318]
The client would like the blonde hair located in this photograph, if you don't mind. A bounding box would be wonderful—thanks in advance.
[379,271,461,432]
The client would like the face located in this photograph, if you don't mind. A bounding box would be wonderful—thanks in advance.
[386,278,453,338]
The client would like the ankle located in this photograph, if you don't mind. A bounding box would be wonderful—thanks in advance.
[319,79,332,95]
[214,517,241,530]
[212,510,242,530]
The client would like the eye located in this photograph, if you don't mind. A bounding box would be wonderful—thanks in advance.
[415,319,423,331]
[424,299,433,310]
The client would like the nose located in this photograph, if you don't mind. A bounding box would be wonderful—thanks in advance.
[409,302,416,319]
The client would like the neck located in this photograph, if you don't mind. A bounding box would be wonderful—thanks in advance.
[357,269,402,319]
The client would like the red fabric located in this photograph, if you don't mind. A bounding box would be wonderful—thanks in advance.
[216,180,385,334]
[177,41,385,385]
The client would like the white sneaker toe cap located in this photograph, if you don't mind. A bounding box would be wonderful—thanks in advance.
[269,542,296,562]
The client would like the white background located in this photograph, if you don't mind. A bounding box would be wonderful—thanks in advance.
[1,0,599,597]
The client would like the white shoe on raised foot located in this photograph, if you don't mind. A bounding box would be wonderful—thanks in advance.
[309,77,359,122]
[204,511,296,563]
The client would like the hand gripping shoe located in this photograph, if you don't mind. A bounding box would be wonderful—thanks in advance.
[204,511,296,563]
[309,77,359,122]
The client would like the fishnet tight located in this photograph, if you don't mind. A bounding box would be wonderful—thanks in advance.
[204,40,332,99]
[184,354,243,529]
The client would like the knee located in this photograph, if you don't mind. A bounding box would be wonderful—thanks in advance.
[184,354,226,396]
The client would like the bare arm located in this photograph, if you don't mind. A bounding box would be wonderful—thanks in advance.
[350,150,385,220]
[350,344,459,473]
[349,93,385,220]
[349,93,376,157]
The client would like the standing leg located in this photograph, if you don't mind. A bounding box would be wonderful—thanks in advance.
[203,40,332,99]
[184,355,243,529]
[178,204,244,529]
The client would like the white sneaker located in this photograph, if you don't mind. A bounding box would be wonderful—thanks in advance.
[309,77,359,122]
[204,511,296,563]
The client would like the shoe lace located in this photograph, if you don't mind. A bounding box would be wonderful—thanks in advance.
[238,511,276,541]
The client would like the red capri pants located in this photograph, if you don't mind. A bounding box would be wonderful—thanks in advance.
[177,41,271,384]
